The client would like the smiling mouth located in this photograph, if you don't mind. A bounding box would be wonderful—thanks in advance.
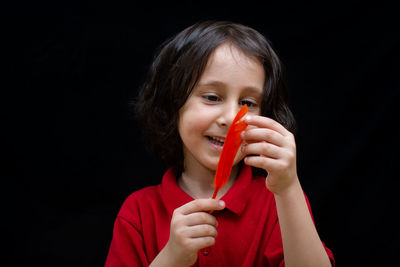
[207,136,225,147]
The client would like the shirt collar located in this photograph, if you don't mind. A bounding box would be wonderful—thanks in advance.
[161,164,254,216]
[220,164,253,216]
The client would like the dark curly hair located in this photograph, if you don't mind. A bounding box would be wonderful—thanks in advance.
[134,20,295,174]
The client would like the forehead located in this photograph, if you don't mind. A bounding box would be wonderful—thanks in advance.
[207,43,262,70]
[197,43,265,93]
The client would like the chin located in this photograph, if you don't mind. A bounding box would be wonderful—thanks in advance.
[209,158,244,174]
[208,164,218,172]
[202,160,218,172]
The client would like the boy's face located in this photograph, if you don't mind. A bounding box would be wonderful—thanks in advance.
[178,43,265,173]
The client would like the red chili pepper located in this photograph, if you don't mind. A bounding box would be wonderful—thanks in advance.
[212,104,248,199]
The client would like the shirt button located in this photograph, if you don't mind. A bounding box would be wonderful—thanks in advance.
[202,248,210,256]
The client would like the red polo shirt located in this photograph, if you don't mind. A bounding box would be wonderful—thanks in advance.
[105,165,335,266]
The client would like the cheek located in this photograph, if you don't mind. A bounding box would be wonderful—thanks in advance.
[184,109,211,131]
[178,110,208,144]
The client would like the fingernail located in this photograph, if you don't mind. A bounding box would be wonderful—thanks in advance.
[219,200,225,208]
[245,115,252,122]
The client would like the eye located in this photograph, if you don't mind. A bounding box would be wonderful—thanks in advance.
[202,94,221,102]
[240,99,258,108]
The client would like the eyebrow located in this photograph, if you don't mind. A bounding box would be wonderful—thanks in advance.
[197,80,263,94]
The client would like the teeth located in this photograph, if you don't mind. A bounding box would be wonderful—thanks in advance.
[212,137,225,143]
[208,136,225,145]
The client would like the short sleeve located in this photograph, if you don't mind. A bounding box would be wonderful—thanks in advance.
[105,216,149,267]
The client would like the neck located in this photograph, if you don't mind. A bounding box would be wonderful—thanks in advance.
[179,160,239,199]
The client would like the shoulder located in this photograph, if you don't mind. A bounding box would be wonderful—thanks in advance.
[117,185,163,222]
[130,184,161,202]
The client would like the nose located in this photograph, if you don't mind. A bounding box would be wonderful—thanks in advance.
[216,103,239,128]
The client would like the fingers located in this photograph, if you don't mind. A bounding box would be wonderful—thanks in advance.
[184,224,218,239]
[169,199,223,256]
[242,142,282,159]
[179,198,225,215]
[241,115,295,157]
[240,114,297,178]
[185,236,216,252]
[244,156,287,173]
[245,115,290,137]
[171,199,223,241]
[185,212,218,227]
[240,115,298,195]
[242,128,285,147]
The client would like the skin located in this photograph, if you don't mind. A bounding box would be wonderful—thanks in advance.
[177,43,264,200]
[242,115,331,266]
[150,43,331,267]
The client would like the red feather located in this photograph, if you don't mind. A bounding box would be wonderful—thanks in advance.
[212,104,248,199]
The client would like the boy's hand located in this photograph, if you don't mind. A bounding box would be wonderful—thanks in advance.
[164,199,225,266]
[241,115,298,195]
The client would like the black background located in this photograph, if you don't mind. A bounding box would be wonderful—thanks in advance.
[3,1,399,266]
